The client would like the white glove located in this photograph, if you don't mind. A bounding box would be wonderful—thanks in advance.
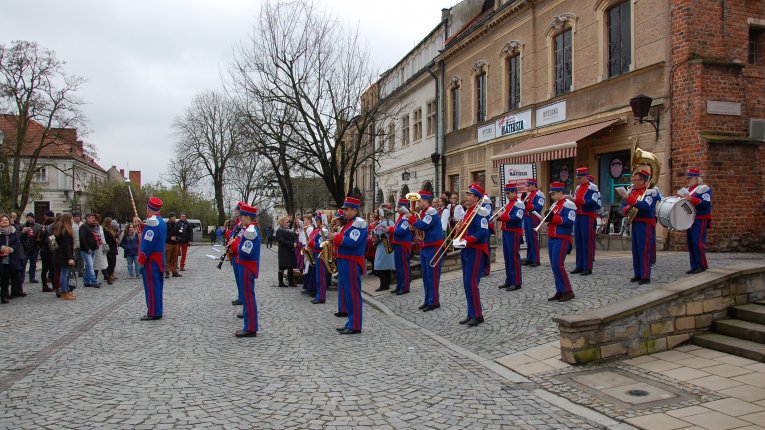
[452,239,467,249]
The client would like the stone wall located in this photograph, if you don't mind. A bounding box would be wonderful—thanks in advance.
[553,263,765,364]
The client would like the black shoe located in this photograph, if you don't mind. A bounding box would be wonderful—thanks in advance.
[630,277,640,283]
[418,304,428,310]
[336,327,345,332]
[689,268,704,274]
[423,304,440,312]
[580,270,592,276]
[390,289,398,294]
[374,286,390,292]
[396,290,408,296]
[570,268,583,274]
[334,312,348,317]
[288,284,297,287]
[140,316,162,321]
[93,284,101,289]
[311,299,325,304]
[172,272,182,277]
[638,278,651,285]
[548,292,562,301]
[237,312,244,318]
[301,290,310,295]
[558,292,575,302]
[338,328,361,335]
[521,260,529,266]
[106,280,113,285]
[507,285,522,291]
[498,284,509,289]
[234,330,257,338]
[459,317,472,325]
[1,297,8,304]
[29,279,38,283]
[232,299,242,306]
[277,284,288,288]
[528,263,540,267]
[467,317,484,327]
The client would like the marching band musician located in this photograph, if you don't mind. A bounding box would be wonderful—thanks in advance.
[522,179,544,267]
[451,182,491,326]
[327,197,368,334]
[546,182,577,302]
[409,190,444,312]
[681,168,712,274]
[228,203,261,338]
[373,204,395,292]
[571,168,601,276]
[333,209,349,318]
[390,198,413,296]
[300,213,317,298]
[498,181,525,291]
[310,212,328,304]
[138,197,167,321]
[481,194,494,277]
[621,169,660,284]
[228,203,245,308]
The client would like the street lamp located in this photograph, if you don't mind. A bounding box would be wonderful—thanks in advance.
[630,94,660,141]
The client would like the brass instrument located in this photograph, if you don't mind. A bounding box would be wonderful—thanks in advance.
[429,203,481,268]
[405,192,424,242]
[382,231,393,253]
[488,203,510,223]
[626,139,661,223]
[300,224,316,266]
[318,225,338,274]
[534,207,557,233]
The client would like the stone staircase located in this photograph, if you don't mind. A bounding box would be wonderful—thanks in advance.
[693,300,765,362]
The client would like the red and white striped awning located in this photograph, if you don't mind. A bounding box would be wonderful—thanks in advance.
[491,119,621,167]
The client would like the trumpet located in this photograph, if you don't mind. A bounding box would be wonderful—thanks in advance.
[488,203,510,223]
[429,202,481,268]
[534,208,558,233]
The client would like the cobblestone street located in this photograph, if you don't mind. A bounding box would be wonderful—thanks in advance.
[1,245,609,430]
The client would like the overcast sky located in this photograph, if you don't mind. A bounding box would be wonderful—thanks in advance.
[1,0,452,185]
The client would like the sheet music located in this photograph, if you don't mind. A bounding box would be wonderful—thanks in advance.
[614,186,629,198]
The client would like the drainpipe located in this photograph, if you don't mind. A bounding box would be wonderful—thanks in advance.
[427,64,440,194]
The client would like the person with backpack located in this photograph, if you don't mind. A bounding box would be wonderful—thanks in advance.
[37,212,56,292]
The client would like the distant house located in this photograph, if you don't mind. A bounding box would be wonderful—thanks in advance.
[0,115,107,219]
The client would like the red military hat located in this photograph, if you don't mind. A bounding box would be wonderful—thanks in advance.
[686,168,701,177]
[147,196,163,211]
[575,167,589,177]
[466,182,485,198]
[503,181,518,193]
[635,169,651,180]
[239,203,258,218]
[549,182,566,192]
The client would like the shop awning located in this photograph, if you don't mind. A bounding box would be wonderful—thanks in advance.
[491,119,621,167]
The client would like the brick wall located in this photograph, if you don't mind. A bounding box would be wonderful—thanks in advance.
[669,0,765,251]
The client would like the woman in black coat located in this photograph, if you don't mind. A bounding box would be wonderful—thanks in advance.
[53,213,76,299]
[0,213,24,303]
[275,216,297,287]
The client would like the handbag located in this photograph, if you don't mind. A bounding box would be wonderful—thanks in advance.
[69,269,78,291]
[102,243,110,254]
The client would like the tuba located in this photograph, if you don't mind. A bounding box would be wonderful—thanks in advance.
[405,192,424,242]
[626,139,661,223]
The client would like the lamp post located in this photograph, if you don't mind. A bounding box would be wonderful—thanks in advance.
[630,94,660,141]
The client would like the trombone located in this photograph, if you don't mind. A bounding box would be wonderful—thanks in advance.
[429,202,481,268]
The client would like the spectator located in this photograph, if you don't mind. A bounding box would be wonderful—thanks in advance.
[216,225,225,245]
[0,213,23,303]
[102,217,118,284]
[176,212,193,271]
[264,225,274,248]
[165,212,181,278]
[72,211,83,277]
[275,216,297,287]
[119,223,140,278]
[53,213,76,300]
[92,213,108,284]
[37,214,55,292]
[21,212,42,284]
[79,213,100,288]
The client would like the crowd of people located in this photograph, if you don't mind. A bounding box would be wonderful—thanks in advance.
[0,209,195,303]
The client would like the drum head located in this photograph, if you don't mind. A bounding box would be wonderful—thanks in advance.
[657,196,696,231]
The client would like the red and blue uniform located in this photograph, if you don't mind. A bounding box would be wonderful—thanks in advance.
[499,196,525,288]
[391,199,413,294]
[460,202,491,319]
[334,215,367,331]
[548,198,577,295]
[232,219,260,333]
[622,186,660,281]
[311,224,329,303]
[228,220,245,303]
[523,181,545,265]
[573,178,601,272]
[686,179,712,272]
[410,204,444,307]
[138,213,167,318]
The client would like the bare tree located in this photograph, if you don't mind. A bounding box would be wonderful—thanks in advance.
[227,144,278,210]
[230,0,402,207]
[162,151,202,192]
[172,90,239,225]
[0,40,88,212]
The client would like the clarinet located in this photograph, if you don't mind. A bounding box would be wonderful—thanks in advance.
[216,216,238,270]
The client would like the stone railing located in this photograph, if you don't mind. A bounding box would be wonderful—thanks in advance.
[553,263,765,364]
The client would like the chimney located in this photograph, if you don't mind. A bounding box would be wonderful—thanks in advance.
[129,171,142,189]
[119,169,124,178]
[441,8,450,22]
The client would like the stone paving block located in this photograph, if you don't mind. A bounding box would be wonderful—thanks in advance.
[681,410,751,430]
[702,397,765,417]
[625,413,691,430]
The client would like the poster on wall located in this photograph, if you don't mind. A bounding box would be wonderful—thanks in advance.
[550,158,575,195]
[498,163,537,208]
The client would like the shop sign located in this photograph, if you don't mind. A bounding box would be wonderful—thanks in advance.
[496,110,532,138]
[477,123,496,143]
[536,100,566,127]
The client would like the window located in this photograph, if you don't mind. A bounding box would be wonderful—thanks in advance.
[750,28,763,65]
[402,115,410,146]
[476,72,487,122]
[554,29,572,96]
[34,166,48,183]
[413,108,422,141]
[449,175,460,194]
[472,170,486,189]
[377,128,384,152]
[607,2,631,77]
[387,122,395,152]
[451,85,460,131]
[426,100,436,136]
[508,54,520,110]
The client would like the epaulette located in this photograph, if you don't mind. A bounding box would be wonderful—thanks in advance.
[398,207,410,215]
[352,217,367,229]
[645,188,659,197]
[588,183,599,192]
[563,200,577,210]
[695,184,710,194]
[482,195,492,204]
[243,224,258,239]
[146,215,159,227]
[513,200,525,209]
[425,207,438,216]
[478,206,490,217]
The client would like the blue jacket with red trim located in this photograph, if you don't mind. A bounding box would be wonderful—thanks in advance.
[391,213,413,251]
[138,215,167,271]
[689,184,712,219]
[621,187,660,223]
[334,217,368,269]
[463,204,491,257]
[234,222,261,277]
[409,206,444,248]
[548,199,576,242]
[575,182,601,218]
[499,199,525,232]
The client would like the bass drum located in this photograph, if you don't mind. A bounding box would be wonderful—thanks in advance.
[656,196,696,231]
